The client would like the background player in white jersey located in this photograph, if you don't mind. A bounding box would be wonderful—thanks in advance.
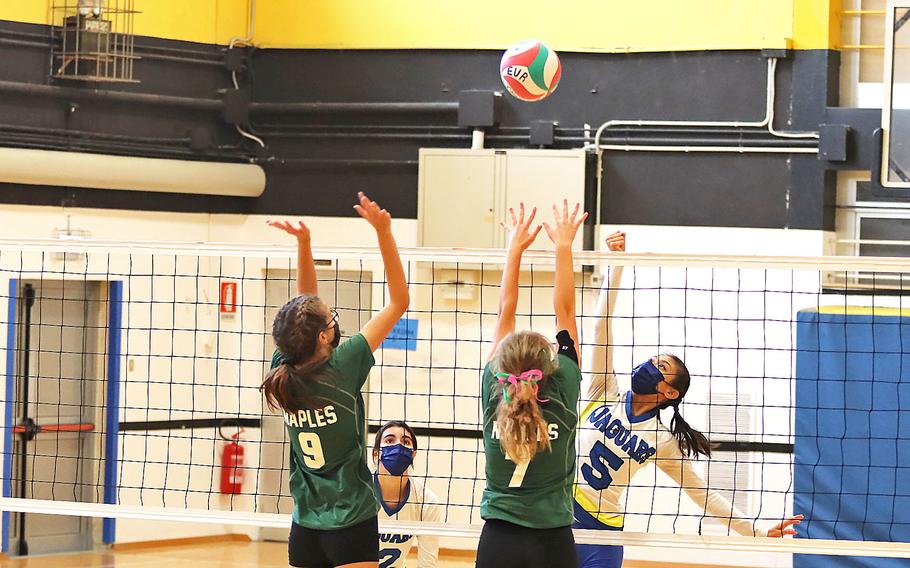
[372,420,441,568]
[574,231,803,568]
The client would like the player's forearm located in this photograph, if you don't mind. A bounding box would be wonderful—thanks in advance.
[417,537,440,568]
[553,243,575,320]
[296,235,317,296]
[376,228,409,310]
[498,248,522,320]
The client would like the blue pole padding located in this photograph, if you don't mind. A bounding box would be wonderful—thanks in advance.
[2,279,17,553]
[102,281,123,545]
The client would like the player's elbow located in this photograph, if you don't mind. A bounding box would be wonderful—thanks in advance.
[390,291,410,314]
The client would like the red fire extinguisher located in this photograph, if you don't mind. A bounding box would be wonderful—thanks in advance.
[219,425,245,494]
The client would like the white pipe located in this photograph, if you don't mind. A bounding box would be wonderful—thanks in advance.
[1,238,909,272]
[1,499,910,557]
[227,0,265,148]
[765,58,820,140]
[589,58,818,154]
[598,145,818,154]
[838,238,910,246]
[0,147,266,197]
[588,58,820,245]
[471,127,485,149]
[228,0,256,47]
[235,124,266,148]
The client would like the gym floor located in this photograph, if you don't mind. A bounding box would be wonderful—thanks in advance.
[0,539,720,567]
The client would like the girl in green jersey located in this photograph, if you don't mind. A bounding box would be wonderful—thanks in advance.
[263,192,409,568]
[476,201,587,568]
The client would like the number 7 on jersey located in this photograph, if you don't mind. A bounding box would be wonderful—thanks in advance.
[508,458,530,487]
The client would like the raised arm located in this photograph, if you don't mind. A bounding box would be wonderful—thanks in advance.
[543,200,588,360]
[354,192,411,351]
[267,220,317,296]
[586,231,625,402]
[488,203,541,361]
[656,444,803,537]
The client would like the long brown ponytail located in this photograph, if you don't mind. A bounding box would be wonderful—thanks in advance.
[494,331,556,462]
[659,354,713,458]
[261,295,332,413]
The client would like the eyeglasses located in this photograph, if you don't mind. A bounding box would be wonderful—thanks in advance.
[325,309,339,330]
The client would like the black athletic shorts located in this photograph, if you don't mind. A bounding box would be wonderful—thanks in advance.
[475,519,577,568]
[288,515,379,568]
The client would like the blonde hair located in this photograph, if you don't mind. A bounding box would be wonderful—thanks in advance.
[493,331,556,463]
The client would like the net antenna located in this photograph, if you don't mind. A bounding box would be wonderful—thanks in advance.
[50,0,139,83]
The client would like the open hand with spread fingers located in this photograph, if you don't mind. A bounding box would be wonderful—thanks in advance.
[766,514,803,537]
[501,202,542,253]
[543,199,588,248]
[267,220,310,242]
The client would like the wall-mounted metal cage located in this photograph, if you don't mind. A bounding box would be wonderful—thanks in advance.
[50,1,139,83]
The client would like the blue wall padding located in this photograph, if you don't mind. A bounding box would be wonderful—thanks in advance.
[794,309,910,567]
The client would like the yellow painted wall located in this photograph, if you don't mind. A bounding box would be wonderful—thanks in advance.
[0,0,840,51]
[253,0,839,52]
[0,0,250,46]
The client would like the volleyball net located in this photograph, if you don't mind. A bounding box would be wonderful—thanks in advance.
[0,238,909,559]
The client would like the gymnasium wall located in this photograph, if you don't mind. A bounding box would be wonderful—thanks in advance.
[0,1,846,232]
[0,1,861,561]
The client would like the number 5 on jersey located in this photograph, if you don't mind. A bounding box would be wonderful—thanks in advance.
[298,432,326,469]
[581,440,623,490]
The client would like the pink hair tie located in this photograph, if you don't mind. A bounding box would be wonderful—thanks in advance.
[494,369,549,404]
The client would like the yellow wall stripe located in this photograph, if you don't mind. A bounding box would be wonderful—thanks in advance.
[804,306,910,317]
[253,0,836,52]
[0,1,840,51]
[0,0,249,46]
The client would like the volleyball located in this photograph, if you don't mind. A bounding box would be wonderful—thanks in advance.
[499,40,562,102]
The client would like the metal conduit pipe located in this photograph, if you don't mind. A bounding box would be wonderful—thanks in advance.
[0,37,222,66]
[252,123,797,139]
[0,142,229,164]
[0,136,233,161]
[0,38,47,49]
[0,28,223,58]
[256,130,817,147]
[0,123,192,145]
[262,157,418,167]
[587,57,821,244]
[248,101,459,114]
[0,79,222,111]
[253,123,470,132]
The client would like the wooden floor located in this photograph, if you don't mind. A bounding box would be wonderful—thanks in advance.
[0,540,723,567]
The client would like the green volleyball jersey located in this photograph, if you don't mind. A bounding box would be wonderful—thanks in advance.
[480,353,581,529]
[271,333,379,529]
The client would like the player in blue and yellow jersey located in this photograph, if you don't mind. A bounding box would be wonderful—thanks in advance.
[263,192,409,568]
[574,231,803,568]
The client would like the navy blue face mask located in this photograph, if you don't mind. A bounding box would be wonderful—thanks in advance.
[380,443,414,476]
[631,360,665,395]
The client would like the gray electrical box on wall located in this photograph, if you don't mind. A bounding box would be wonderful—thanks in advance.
[417,148,587,251]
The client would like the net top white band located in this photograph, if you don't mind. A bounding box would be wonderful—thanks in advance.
[0,498,908,558]
[1,237,909,272]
